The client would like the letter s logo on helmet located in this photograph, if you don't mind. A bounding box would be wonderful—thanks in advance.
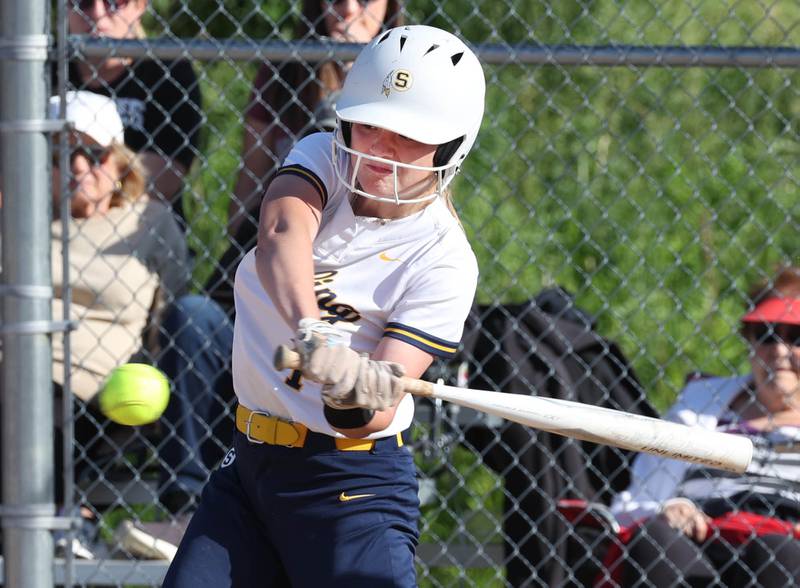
[333,25,486,205]
[383,69,412,95]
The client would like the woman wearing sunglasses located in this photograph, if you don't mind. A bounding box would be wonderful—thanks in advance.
[66,0,202,224]
[610,265,800,586]
[52,90,188,556]
[49,90,188,418]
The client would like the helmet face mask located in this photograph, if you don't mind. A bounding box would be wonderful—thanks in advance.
[332,25,486,205]
[332,124,450,205]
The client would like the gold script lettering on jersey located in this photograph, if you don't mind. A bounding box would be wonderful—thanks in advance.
[314,271,362,325]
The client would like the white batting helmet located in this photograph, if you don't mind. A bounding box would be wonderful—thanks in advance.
[333,25,486,204]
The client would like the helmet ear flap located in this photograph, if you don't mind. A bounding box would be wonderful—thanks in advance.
[340,121,352,147]
[433,136,464,168]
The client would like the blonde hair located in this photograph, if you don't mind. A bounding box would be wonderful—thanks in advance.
[440,187,465,229]
[108,142,147,207]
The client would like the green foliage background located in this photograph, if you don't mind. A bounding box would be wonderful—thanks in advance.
[134,0,799,582]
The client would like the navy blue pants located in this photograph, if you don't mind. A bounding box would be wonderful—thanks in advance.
[163,429,420,587]
[156,295,235,511]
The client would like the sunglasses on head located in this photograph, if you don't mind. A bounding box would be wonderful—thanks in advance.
[73,0,131,12]
[747,323,800,347]
[52,145,110,169]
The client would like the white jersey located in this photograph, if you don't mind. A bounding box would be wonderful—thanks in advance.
[232,132,479,438]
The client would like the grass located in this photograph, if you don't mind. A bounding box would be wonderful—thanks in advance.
[97,503,163,547]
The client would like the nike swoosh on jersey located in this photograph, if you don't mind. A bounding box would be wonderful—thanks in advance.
[338,492,376,502]
[379,251,402,262]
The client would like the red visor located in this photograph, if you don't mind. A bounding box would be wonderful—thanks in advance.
[741,297,800,325]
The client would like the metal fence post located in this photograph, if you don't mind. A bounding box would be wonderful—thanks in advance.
[0,0,56,586]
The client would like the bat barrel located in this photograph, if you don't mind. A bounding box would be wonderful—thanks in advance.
[431,384,754,474]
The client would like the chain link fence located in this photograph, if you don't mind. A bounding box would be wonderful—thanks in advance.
[2,0,799,585]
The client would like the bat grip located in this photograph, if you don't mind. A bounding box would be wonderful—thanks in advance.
[272,344,435,397]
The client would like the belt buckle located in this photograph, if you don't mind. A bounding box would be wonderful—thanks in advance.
[245,410,270,445]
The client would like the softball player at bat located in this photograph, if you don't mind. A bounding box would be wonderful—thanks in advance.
[164,25,485,588]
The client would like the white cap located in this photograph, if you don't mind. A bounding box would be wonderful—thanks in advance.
[48,90,125,147]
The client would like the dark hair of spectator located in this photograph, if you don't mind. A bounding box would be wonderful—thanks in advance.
[747,265,800,306]
[261,1,404,141]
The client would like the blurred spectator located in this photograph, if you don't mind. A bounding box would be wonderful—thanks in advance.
[225,0,403,240]
[115,0,404,560]
[1,90,188,558]
[66,0,203,227]
[610,266,800,586]
[47,90,188,414]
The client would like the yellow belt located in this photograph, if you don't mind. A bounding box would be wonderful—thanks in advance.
[235,405,402,452]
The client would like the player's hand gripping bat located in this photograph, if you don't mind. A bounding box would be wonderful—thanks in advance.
[274,345,753,474]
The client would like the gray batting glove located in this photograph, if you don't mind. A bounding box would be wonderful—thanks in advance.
[322,357,406,411]
[295,318,406,411]
[295,318,358,386]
